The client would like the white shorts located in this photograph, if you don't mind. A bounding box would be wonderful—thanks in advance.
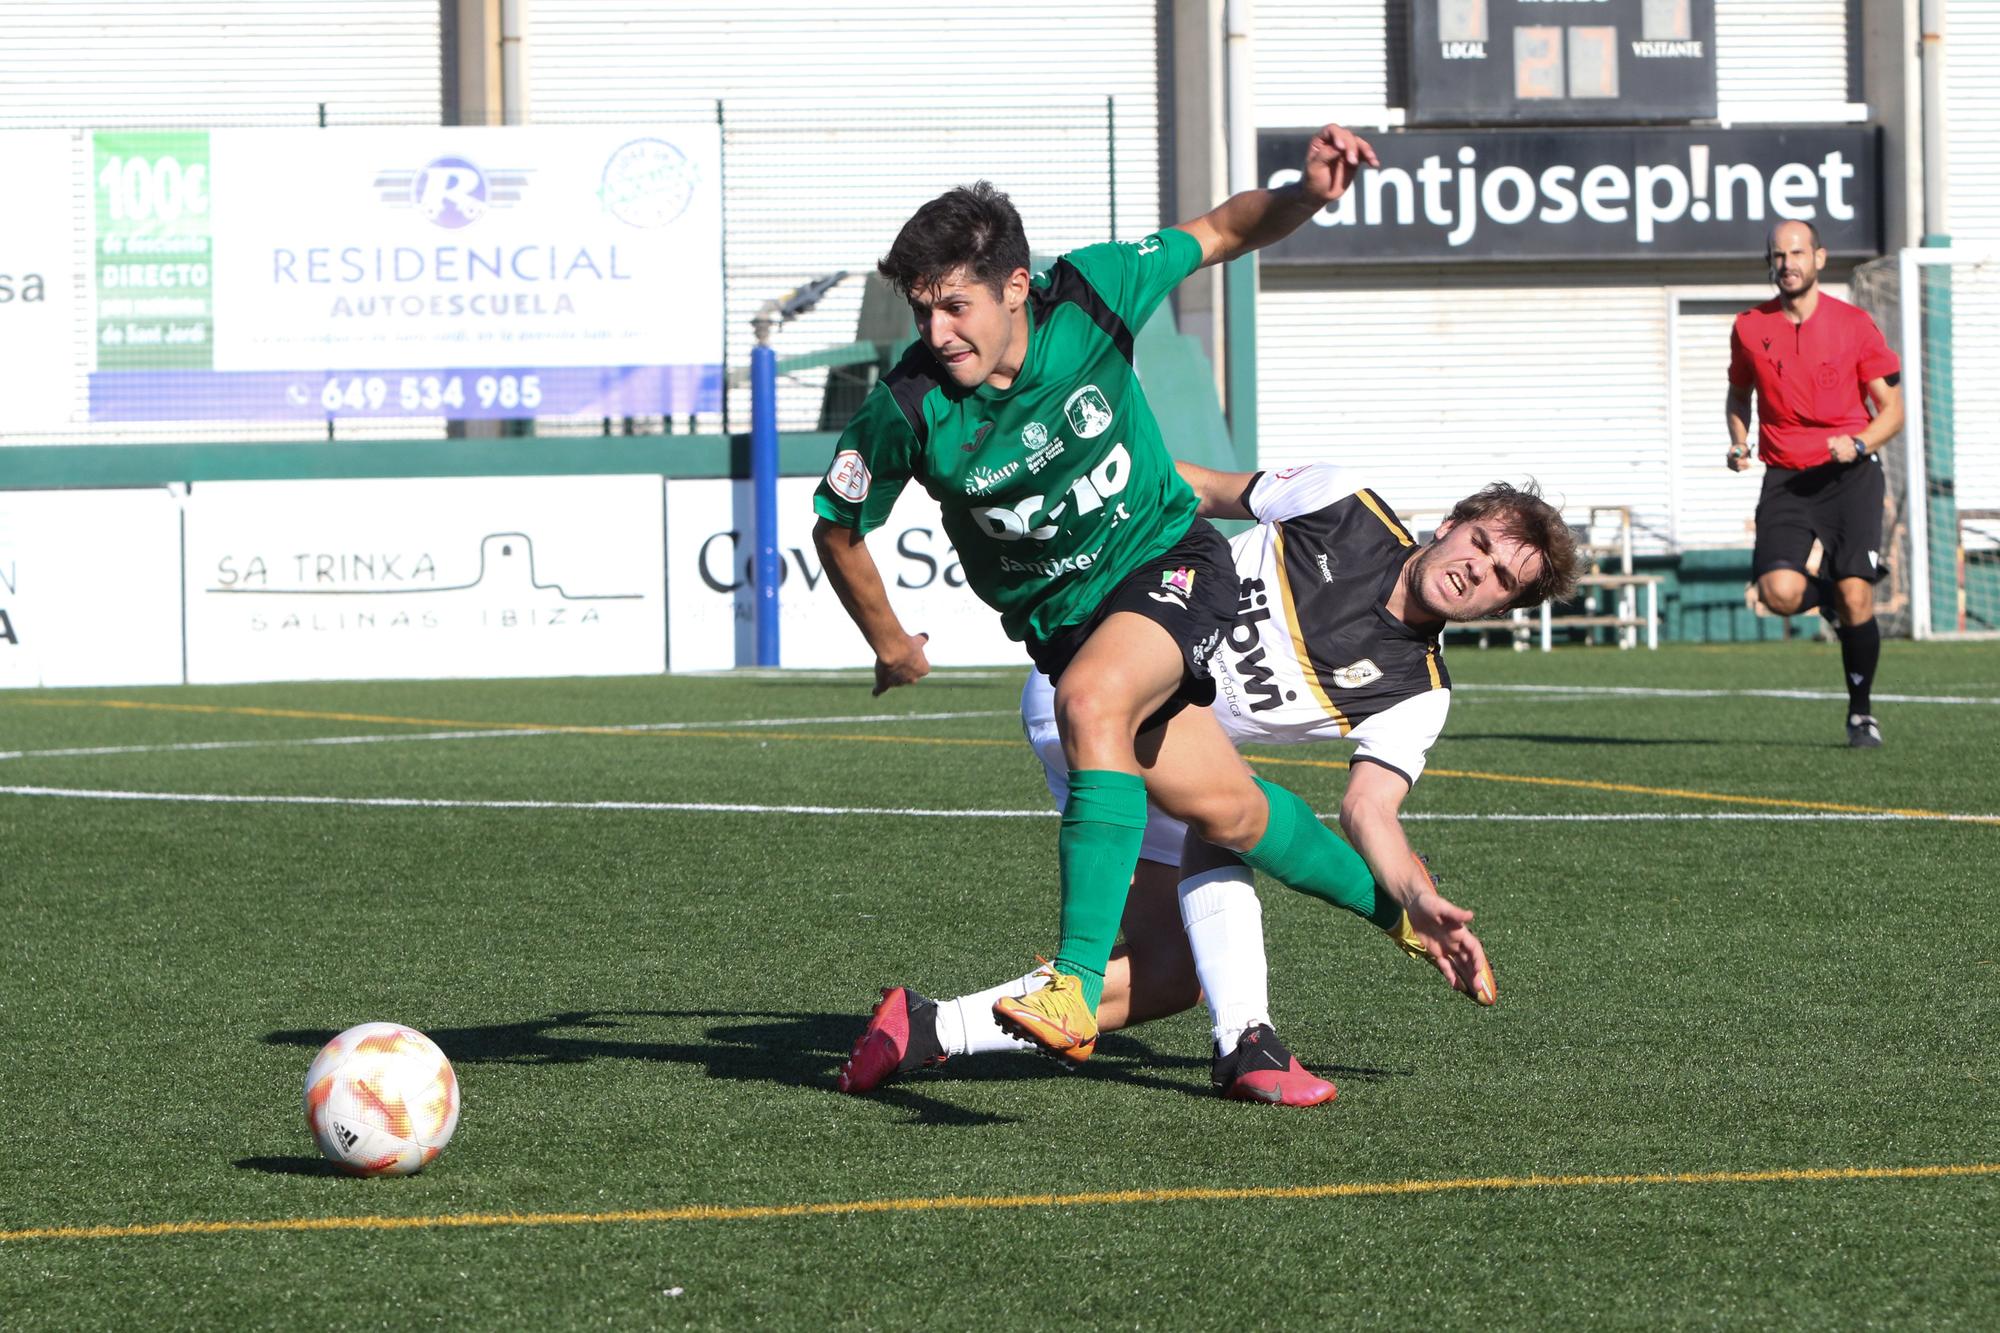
[1020,670,1191,868]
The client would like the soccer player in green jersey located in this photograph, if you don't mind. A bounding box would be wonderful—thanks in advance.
[814,124,1492,1066]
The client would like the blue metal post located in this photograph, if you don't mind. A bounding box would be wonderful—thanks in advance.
[749,341,781,666]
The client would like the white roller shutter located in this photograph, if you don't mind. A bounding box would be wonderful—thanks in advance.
[1672,297,1761,549]
[1255,1,1400,128]
[1945,3,2000,243]
[1715,0,1853,123]
[0,1,441,126]
[1671,282,1857,552]
[1256,276,1674,553]
[530,2,1163,432]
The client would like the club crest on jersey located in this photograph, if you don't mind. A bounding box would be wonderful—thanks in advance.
[1064,386,1113,439]
[826,450,870,502]
[1330,659,1383,690]
[1022,421,1049,451]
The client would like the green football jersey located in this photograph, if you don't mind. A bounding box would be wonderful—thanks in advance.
[813,228,1204,643]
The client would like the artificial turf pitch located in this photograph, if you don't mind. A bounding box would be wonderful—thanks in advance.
[2,640,1995,1328]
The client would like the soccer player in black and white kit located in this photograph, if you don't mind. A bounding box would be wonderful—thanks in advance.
[839,461,1580,1103]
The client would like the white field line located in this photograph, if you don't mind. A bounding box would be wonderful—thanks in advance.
[0,710,1016,763]
[683,669,1024,682]
[1456,684,2000,706]
[3,785,1995,823]
[0,786,1052,817]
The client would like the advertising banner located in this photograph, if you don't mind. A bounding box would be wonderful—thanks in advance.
[0,131,84,435]
[89,126,724,422]
[184,476,666,684]
[1259,126,1881,262]
[0,489,184,688]
[666,477,1028,672]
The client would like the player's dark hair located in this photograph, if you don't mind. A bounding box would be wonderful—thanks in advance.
[878,181,1031,300]
[1443,481,1581,609]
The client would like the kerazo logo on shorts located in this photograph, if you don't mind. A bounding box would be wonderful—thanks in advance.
[1148,567,1195,611]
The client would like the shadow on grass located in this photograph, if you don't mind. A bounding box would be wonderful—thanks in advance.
[263,1011,1289,1126]
[234,1155,351,1178]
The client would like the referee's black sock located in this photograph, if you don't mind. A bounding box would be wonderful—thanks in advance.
[1837,619,1880,716]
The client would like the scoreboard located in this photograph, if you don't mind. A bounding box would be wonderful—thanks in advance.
[1410,0,1717,125]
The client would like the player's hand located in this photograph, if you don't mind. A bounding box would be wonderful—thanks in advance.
[1406,887,1497,1006]
[1300,124,1379,204]
[872,632,930,696]
[1726,443,1754,472]
[1826,434,1861,464]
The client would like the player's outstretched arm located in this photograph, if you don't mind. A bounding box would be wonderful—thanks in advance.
[1174,123,1379,269]
[812,517,930,695]
[1341,761,1496,1004]
[1173,460,1259,520]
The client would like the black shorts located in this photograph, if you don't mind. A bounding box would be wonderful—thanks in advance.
[1026,519,1237,732]
[1753,456,1887,584]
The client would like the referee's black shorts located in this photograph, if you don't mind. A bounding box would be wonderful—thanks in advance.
[1753,455,1887,584]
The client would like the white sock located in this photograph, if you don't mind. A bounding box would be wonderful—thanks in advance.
[935,971,1042,1056]
[1179,865,1271,1053]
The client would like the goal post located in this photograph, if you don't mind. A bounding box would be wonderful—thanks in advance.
[1852,245,2000,641]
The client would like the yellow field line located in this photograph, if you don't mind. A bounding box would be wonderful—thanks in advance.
[26,698,2000,822]
[1248,752,2000,825]
[21,698,1014,750]
[4,1162,1993,1244]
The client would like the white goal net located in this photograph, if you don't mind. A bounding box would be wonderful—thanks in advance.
[1852,247,2000,639]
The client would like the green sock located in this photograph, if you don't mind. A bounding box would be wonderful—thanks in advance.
[1238,777,1402,930]
[1052,770,1149,1011]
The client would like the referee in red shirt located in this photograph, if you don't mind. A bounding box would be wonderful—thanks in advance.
[1727,219,1906,748]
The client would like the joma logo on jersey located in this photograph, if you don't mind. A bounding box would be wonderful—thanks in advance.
[1064,386,1113,439]
[964,460,1020,495]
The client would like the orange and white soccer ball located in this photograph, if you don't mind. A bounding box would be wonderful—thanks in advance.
[303,1022,460,1177]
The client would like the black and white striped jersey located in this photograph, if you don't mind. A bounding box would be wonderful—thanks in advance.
[1211,465,1451,786]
